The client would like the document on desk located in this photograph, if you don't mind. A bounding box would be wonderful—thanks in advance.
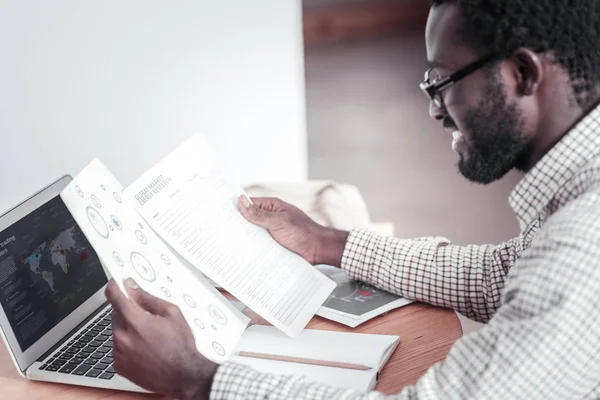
[124,134,336,337]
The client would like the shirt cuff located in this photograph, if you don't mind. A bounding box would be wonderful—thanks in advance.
[340,228,381,283]
[210,362,257,400]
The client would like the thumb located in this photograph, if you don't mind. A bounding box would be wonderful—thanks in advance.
[124,278,173,317]
[238,195,279,228]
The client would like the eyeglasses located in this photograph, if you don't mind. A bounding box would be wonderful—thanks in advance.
[420,53,498,107]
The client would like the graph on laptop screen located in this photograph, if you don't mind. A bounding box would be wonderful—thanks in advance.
[0,196,107,351]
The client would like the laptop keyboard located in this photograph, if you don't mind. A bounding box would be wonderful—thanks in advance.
[38,308,115,380]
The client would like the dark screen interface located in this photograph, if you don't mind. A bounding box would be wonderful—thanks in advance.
[0,196,107,351]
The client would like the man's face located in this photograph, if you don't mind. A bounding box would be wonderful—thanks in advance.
[425,4,532,184]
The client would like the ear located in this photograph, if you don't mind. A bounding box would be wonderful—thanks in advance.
[509,48,544,97]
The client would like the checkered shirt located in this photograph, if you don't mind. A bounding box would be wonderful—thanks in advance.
[210,104,600,399]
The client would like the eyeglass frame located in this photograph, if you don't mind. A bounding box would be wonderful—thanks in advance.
[420,53,499,108]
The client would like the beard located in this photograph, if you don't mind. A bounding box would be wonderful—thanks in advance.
[453,74,532,184]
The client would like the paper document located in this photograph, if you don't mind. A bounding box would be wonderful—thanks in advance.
[125,134,335,337]
[61,160,250,363]
[231,325,400,391]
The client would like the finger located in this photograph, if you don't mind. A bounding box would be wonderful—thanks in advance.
[247,197,288,212]
[105,279,135,317]
[124,278,178,317]
[111,307,125,332]
[238,196,282,228]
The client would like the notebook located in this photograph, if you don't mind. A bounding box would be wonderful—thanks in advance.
[230,325,400,392]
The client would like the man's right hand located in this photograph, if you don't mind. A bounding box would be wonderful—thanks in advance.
[238,196,349,267]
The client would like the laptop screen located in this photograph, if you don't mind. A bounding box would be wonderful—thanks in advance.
[0,195,107,352]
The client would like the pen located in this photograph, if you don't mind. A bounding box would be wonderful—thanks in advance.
[237,351,371,371]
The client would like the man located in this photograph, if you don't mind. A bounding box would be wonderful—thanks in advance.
[105,0,600,399]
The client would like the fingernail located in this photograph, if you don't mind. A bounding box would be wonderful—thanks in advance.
[125,278,139,289]
[241,196,250,209]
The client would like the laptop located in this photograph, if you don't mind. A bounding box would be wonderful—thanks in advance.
[0,175,144,392]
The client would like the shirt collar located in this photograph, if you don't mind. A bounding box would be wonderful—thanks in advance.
[509,103,600,230]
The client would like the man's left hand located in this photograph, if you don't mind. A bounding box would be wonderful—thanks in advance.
[105,278,218,400]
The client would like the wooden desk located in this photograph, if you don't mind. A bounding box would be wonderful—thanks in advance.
[0,303,462,399]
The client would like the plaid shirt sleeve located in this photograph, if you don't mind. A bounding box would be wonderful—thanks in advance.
[342,228,526,323]
[209,202,600,399]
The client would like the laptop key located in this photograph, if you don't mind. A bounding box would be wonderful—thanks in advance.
[105,340,113,347]
[90,352,104,359]
[88,341,102,348]
[96,346,110,354]
[94,362,110,370]
[71,365,92,376]
[97,321,110,327]
[105,365,115,374]
[91,326,104,332]
[99,372,114,380]
[58,363,78,374]
[46,365,60,372]
[84,358,98,365]
[97,334,110,341]
[71,357,86,365]
[100,356,113,364]
[85,369,102,378]
[83,346,97,353]
[65,348,79,355]
[52,359,67,366]
[58,354,73,360]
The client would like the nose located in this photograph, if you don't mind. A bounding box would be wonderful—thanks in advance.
[429,100,446,121]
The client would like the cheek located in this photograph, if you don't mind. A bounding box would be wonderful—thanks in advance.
[443,77,480,108]
[516,99,539,140]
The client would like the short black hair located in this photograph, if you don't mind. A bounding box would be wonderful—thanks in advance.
[430,0,600,108]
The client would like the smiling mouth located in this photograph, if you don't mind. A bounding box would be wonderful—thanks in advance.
[452,130,463,152]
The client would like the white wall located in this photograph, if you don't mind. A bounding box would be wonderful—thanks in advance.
[0,0,308,214]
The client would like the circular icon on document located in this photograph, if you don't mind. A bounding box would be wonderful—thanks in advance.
[183,294,197,308]
[212,341,225,357]
[130,252,156,282]
[112,251,124,267]
[113,192,122,203]
[135,230,147,245]
[91,195,102,208]
[75,185,84,197]
[208,305,228,326]
[167,276,173,283]
[160,254,171,265]
[86,207,109,238]
[110,215,122,230]
[101,184,106,191]
[194,319,205,329]
[161,287,171,298]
